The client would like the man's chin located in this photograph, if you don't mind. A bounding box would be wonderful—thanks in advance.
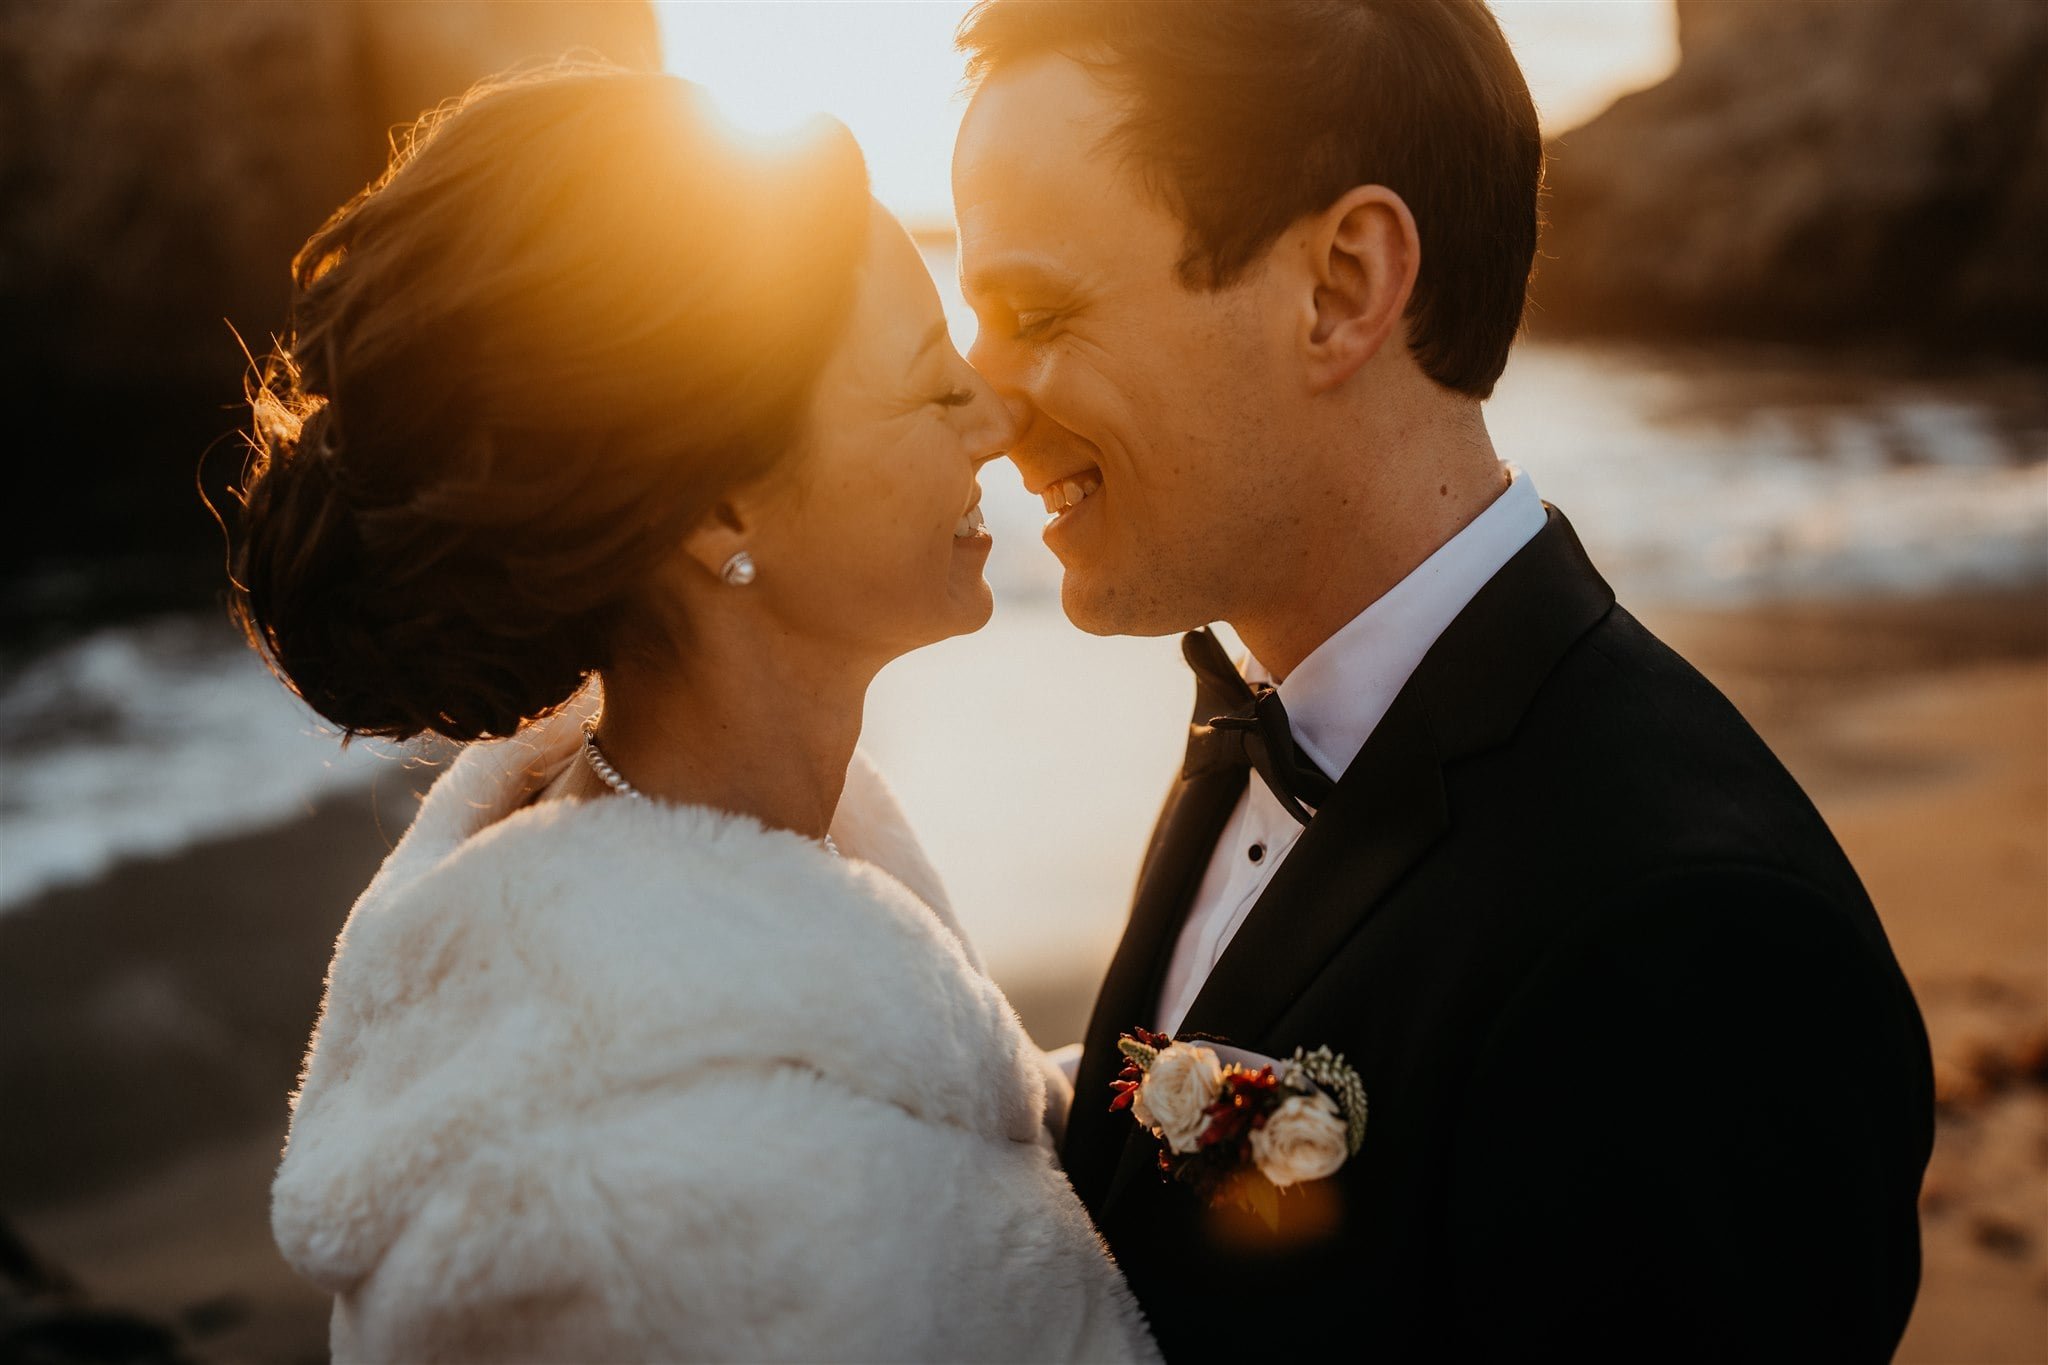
[1058,572,1186,639]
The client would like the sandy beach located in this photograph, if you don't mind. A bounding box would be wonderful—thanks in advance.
[4,589,2043,1364]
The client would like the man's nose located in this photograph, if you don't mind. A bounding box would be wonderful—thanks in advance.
[965,335,1033,436]
[971,382,1022,468]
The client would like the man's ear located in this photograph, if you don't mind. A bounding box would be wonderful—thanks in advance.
[1299,185,1421,394]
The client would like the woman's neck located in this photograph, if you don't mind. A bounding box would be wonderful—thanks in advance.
[581,627,872,842]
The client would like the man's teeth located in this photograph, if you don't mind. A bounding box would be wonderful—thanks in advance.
[1040,473,1102,515]
[954,503,986,539]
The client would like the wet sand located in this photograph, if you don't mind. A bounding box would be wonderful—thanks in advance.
[0,773,435,1364]
[4,591,2043,1363]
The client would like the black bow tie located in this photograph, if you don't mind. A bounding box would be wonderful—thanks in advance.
[1180,628,1335,827]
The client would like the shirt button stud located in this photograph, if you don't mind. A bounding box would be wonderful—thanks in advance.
[1248,843,1265,864]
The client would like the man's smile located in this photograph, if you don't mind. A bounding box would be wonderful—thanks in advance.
[1038,468,1102,520]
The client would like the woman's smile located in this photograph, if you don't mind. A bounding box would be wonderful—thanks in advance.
[955,483,991,543]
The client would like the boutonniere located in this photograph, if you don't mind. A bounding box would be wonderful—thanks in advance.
[1110,1028,1368,1230]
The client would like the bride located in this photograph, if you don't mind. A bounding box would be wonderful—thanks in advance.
[233,67,1156,1363]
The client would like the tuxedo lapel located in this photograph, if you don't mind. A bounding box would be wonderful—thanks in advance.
[1061,765,1245,1210]
[1081,684,1452,1216]
[1075,509,1614,1221]
[1174,688,1447,1046]
[1176,509,1617,1057]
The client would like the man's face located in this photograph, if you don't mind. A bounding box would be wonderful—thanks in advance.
[953,54,1301,637]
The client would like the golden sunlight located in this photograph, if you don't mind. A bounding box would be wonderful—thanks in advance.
[656,1,1679,228]
[657,1,977,230]
[696,70,828,147]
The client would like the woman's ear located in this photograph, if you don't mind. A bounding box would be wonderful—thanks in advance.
[679,500,753,582]
[1300,185,1421,394]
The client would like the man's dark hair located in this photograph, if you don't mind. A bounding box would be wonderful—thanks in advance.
[958,0,1541,398]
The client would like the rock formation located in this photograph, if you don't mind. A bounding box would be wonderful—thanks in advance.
[0,0,659,634]
[1533,0,2048,356]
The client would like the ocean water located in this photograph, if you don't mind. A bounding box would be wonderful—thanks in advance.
[2,248,2043,987]
[0,616,409,911]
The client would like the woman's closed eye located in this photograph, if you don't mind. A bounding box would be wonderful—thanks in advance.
[932,385,976,409]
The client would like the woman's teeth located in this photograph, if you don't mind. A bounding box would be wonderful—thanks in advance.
[1041,473,1102,516]
[954,503,987,539]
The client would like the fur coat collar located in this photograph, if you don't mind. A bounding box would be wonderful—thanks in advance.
[271,701,1154,1362]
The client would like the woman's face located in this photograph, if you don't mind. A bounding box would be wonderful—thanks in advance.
[743,202,1012,660]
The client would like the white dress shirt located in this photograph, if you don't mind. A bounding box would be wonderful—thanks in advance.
[1154,465,1547,1034]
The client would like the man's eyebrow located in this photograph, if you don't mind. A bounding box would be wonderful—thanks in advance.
[959,256,1077,301]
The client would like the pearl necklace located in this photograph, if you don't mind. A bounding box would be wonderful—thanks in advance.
[579,717,840,858]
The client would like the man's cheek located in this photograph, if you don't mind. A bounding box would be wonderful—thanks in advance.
[1038,369,1131,456]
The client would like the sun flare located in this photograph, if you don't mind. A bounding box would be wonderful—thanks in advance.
[696,77,828,152]
[655,0,1678,230]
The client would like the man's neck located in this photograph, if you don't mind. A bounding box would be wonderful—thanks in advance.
[1232,414,1508,682]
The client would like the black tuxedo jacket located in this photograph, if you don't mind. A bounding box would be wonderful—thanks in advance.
[1063,509,1933,1363]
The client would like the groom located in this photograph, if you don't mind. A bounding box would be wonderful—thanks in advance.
[952,2,1933,1360]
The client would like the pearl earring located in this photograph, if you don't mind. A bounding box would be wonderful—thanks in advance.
[720,550,757,587]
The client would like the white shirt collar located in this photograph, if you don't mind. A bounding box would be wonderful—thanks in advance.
[1244,464,1547,782]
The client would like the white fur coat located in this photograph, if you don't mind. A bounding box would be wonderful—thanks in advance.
[272,704,1157,1364]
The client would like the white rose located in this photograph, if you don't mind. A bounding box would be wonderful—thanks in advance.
[1250,1092,1349,1187]
[1132,1043,1223,1153]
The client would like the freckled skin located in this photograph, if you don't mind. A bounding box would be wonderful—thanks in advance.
[744,202,1014,657]
[549,203,1017,836]
[952,53,1512,676]
[953,58,1316,639]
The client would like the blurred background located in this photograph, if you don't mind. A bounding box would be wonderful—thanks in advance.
[1,1,2042,1361]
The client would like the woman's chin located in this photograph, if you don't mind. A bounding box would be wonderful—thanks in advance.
[940,536,995,634]
[918,558,994,641]
[945,577,996,637]
[873,577,994,663]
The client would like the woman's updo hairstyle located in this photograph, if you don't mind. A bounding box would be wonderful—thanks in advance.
[229,66,871,742]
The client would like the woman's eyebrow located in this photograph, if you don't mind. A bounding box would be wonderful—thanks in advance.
[914,319,950,358]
